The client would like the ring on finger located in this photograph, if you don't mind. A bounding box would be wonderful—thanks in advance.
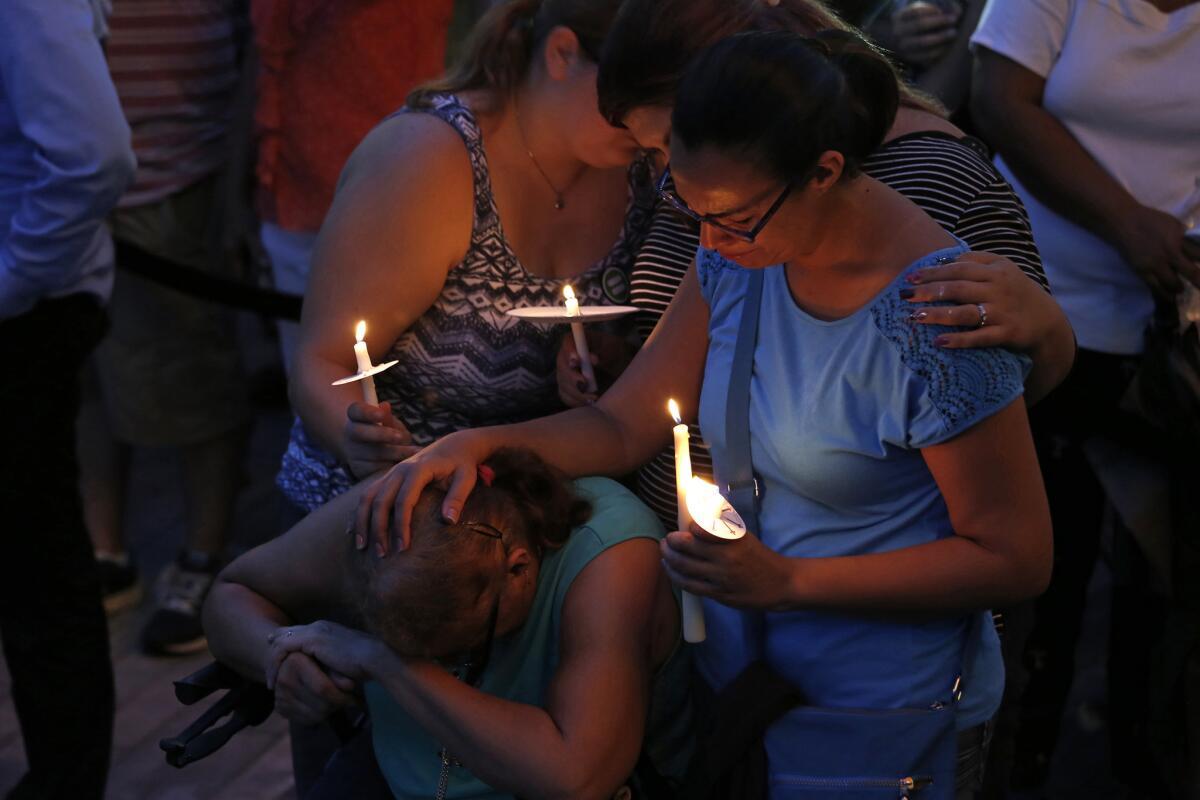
[975,303,988,328]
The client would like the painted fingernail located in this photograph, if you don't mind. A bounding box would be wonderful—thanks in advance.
[934,335,951,347]
[899,288,916,300]
[443,506,459,523]
[906,272,923,284]
[909,311,928,322]
[355,534,365,549]
[375,543,385,558]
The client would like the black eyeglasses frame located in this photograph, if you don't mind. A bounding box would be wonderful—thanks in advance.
[655,165,795,243]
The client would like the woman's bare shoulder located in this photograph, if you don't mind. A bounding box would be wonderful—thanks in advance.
[339,110,476,207]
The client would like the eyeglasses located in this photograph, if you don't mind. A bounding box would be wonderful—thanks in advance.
[655,165,794,243]
[454,520,506,542]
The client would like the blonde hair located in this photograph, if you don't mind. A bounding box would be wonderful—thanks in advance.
[409,0,624,112]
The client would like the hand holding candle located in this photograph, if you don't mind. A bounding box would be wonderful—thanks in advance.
[669,399,707,643]
[563,285,598,394]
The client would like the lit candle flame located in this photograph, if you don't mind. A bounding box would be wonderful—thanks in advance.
[562,285,576,301]
[355,320,367,343]
[668,398,682,425]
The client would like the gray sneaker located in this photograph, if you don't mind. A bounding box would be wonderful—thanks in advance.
[141,554,219,656]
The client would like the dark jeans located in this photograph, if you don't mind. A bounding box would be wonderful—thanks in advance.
[0,295,114,800]
[1013,348,1168,791]
[295,720,393,800]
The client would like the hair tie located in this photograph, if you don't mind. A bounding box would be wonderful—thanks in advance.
[478,464,496,487]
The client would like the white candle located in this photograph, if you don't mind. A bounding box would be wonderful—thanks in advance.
[563,285,597,394]
[354,320,379,406]
[669,399,706,643]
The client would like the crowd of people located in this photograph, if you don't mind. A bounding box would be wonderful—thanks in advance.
[1,0,1198,798]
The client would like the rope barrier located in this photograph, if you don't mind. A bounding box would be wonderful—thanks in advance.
[115,240,303,321]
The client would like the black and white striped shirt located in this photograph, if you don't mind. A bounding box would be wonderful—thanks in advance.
[631,131,1049,530]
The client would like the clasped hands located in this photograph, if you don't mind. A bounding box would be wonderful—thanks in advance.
[263,620,390,725]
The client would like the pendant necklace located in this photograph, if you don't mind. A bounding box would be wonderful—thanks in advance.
[514,103,580,211]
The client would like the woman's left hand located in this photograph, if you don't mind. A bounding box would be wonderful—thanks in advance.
[660,525,796,610]
[265,621,391,690]
[903,251,1053,351]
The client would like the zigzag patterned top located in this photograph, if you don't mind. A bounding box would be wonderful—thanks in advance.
[278,94,655,511]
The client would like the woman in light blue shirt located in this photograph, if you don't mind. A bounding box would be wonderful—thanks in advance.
[361,29,1052,795]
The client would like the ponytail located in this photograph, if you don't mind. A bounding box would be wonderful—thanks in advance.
[812,29,900,168]
[471,447,592,551]
[408,0,541,110]
[672,30,901,183]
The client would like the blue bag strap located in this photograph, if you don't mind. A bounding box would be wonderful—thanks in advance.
[723,266,981,706]
[723,268,765,533]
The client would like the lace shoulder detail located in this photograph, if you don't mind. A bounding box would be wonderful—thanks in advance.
[870,251,1028,446]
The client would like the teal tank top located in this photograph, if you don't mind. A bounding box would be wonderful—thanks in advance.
[365,476,692,799]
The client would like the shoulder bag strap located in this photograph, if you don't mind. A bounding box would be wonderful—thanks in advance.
[723,268,766,533]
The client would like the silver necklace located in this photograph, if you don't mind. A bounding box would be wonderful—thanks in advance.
[514,104,576,211]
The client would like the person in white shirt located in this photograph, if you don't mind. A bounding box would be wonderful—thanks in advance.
[971,0,1199,791]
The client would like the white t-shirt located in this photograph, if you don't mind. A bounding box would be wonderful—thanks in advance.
[972,0,1200,354]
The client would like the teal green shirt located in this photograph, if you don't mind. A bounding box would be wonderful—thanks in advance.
[365,476,687,799]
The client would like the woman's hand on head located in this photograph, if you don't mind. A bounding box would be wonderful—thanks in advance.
[903,251,1058,350]
[267,648,358,725]
[266,621,389,696]
[556,334,599,408]
[660,524,797,611]
[344,401,422,479]
[353,431,491,557]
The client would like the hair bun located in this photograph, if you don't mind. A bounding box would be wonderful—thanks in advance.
[483,448,592,550]
[812,30,900,163]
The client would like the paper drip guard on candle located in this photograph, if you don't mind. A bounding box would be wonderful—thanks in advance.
[685,476,748,541]
[332,320,399,406]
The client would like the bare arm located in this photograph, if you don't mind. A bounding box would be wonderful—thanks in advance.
[972,49,1198,294]
[288,114,473,468]
[357,263,712,550]
[663,399,1052,615]
[202,485,366,680]
[267,538,665,800]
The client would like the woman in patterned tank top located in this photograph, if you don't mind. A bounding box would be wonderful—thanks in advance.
[278,0,654,511]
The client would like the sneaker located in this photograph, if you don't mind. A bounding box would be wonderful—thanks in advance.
[141,553,219,656]
[96,555,142,615]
